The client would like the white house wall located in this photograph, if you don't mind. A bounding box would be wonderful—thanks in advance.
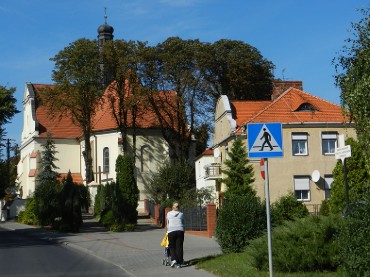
[84,129,170,213]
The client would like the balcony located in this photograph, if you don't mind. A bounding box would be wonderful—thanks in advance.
[204,163,222,180]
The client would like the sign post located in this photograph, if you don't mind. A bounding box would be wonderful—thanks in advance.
[247,123,283,277]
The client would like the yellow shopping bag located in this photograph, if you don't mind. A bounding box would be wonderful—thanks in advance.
[161,233,169,247]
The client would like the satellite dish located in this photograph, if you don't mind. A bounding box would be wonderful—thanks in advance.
[311,170,321,182]
[213,148,220,158]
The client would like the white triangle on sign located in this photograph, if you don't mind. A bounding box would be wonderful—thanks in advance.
[250,124,282,153]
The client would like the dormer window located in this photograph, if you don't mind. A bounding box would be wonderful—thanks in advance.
[296,103,316,112]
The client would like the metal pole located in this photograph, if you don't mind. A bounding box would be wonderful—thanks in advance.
[264,158,273,277]
[344,158,349,206]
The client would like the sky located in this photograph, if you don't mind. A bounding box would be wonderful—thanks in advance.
[1,0,369,147]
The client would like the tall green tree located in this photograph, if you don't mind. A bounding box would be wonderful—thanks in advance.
[334,7,370,175]
[0,85,19,130]
[199,39,275,101]
[61,171,82,232]
[41,38,103,183]
[37,133,60,185]
[0,85,20,198]
[328,137,369,213]
[115,154,139,224]
[33,133,62,226]
[102,40,146,163]
[222,136,255,199]
[144,160,195,205]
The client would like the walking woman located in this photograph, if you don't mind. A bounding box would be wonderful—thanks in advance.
[167,202,184,268]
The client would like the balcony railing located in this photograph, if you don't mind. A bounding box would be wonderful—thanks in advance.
[204,163,222,180]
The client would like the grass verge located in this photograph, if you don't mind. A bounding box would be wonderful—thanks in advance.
[193,253,347,277]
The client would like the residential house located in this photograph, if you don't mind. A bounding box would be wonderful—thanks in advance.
[200,81,356,213]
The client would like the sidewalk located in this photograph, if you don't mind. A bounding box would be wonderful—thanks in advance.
[1,215,222,277]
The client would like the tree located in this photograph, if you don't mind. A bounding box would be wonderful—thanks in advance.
[0,85,20,198]
[102,40,146,163]
[144,161,195,205]
[334,7,370,175]
[194,123,210,157]
[222,136,255,198]
[61,171,82,232]
[115,154,139,224]
[41,38,103,183]
[0,85,19,129]
[199,39,275,101]
[37,133,60,185]
[33,133,62,226]
[328,137,369,213]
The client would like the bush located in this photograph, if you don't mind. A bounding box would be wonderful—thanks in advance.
[337,198,370,276]
[215,194,266,253]
[101,210,115,227]
[270,192,309,226]
[18,197,38,225]
[246,214,342,272]
[33,181,63,226]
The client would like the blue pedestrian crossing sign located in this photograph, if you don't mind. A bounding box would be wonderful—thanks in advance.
[247,123,283,158]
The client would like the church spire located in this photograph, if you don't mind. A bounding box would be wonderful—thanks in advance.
[97,8,114,48]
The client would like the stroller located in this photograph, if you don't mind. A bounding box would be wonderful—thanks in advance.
[160,233,171,266]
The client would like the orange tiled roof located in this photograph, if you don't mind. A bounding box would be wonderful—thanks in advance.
[33,84,82,139]
[58,173,84,185]
[93,83,179,131]
[232,87,349,133]
[32,83,179,138]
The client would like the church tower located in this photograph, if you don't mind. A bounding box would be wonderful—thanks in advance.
[97,10,114,49]
[97,9,114,87]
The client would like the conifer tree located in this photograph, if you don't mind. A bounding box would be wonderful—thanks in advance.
[222,136,255,199]
[33,133,62,226]
[37,133,60,185]
[116,154,139,224]
[61,171,82,232]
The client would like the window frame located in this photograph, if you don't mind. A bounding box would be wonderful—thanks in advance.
[103,147,109,173]
[294,176,311,201]
[321,132,337,155]
[291,133,308,156]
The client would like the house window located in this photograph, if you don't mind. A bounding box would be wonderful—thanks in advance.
[322,132,337,155]
[324,175,333,200]
[294,176,310,201]
[103,147,109,173]
[292,133,308,156]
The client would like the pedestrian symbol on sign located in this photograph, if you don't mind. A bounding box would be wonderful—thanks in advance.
[247,123,283,158]
[250,124,282,153]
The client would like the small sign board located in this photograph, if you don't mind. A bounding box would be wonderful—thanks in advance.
[335,145,351,163]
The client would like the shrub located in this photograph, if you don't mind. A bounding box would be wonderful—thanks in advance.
[101,210,115,227]
[215,194,266,253]
[246,214,342,272]
[337,198,370,276]
[270,192,309,226]
[18,197,38,225]
[33,181,63,226]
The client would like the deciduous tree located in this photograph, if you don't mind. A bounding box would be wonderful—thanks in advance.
[334,7,370,175]
[41,39,103,183]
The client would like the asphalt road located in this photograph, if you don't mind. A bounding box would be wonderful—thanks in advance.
[0,227,131,277]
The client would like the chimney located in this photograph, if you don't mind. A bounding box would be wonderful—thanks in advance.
[272,81,303,100]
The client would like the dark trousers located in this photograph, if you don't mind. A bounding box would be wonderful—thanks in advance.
[168,230,184,264]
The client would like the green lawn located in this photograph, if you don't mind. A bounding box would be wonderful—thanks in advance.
[194,253,347,277]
